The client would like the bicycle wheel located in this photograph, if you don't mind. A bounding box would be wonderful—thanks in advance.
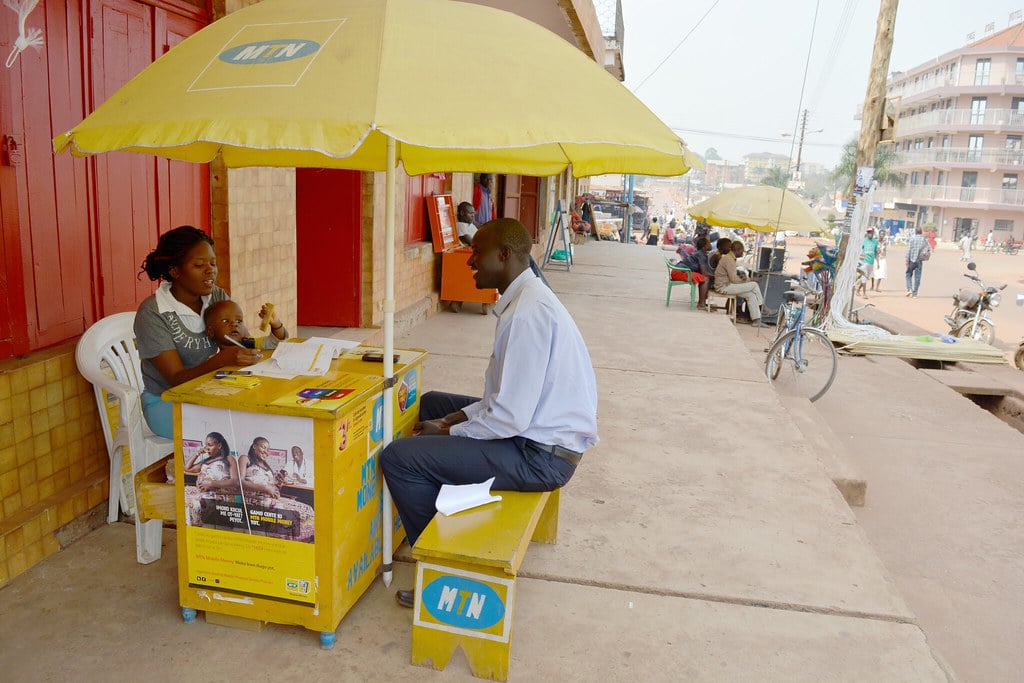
[764,327,838,401]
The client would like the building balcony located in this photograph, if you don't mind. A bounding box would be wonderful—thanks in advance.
[875,184,1024,208]
[892,147,1024,169]
[897,107,1024,136]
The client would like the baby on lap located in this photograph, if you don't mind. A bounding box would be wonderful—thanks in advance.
[204,301,289,352]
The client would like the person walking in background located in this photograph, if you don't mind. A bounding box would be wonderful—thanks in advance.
[959,232,972,261]
[926,228,937,250]
[860,227,879,291]
[473,174,494,225]
[905,227,928,298]
[644,216,660,245]
[872,238,887,291]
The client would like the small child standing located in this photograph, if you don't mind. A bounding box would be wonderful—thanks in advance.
[204,301,288,352]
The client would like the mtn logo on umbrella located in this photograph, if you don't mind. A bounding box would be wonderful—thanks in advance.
[189,19,346,92]
[219,40,320,65]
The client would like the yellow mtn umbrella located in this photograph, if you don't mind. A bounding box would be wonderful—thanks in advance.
[53,0,699,176]
[53,0,698,587]
[687,186,824,233]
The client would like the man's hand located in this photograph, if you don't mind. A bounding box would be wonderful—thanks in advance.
[414,419,450,436]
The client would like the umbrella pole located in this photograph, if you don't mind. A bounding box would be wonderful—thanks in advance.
[381,137,397,588]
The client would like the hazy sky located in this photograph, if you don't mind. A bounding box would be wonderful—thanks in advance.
[620,0,1024,170]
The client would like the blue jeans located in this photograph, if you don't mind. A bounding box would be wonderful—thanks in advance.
[905,260,923,295]
[141,391,173,439]
[380,391,576,546]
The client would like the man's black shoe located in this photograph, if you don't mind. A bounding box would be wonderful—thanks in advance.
[395,589,415,608]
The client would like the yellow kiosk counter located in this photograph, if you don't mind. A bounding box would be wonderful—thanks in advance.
[162,346,426,648]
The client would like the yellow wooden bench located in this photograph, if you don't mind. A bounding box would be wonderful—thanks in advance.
[135,455,175,522]
[409,488,560,681]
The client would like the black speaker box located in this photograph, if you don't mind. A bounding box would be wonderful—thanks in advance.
[757,246,785,272]
[755,272,796,324]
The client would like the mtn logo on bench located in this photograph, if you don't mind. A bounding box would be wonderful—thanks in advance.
[422,575,505,630]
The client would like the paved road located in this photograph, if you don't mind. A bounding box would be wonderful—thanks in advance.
[785,236,1024,356]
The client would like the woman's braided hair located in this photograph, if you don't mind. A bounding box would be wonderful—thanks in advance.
[139,225,214,282]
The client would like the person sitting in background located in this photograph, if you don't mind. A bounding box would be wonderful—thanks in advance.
[708,237,732,273]
[455,201,478,246]
[678,237,713,309]
[204,300,288,351]
[715,241,767,327]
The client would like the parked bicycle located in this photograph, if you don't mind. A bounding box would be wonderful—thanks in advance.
[764,278,838,402]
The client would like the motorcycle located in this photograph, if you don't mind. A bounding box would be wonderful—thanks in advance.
[943,262,1005,345]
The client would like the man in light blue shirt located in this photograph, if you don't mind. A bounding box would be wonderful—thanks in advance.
[382,218,598,607]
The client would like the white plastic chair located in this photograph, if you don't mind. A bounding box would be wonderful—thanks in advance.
[76,311,172,564]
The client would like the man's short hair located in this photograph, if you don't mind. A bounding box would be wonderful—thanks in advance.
[716,237,732,252]
[458,201,473,213]
[481,217,532,256]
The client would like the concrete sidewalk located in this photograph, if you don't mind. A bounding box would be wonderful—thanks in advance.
[0,241,949,682]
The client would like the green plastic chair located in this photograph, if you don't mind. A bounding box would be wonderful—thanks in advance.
[664,257,697,309]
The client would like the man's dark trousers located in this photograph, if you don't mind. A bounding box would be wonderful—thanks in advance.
[380,391,576,546]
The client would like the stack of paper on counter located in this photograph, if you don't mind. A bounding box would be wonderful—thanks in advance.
[247,339,334,378]
[302,337,361,358]
[435,477,502,516]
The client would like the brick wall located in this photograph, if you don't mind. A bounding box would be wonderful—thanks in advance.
[0,346,109,586]
[222,167,298,335]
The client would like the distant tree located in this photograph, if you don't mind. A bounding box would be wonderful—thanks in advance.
[831,139,905,191]
[705,147,722,161]
[761,166,790,189]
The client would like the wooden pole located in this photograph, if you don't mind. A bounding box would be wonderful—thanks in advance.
[836,0,898,315]
[852,0,899,189]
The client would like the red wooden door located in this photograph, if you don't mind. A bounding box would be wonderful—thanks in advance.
[91,0,160,314]
[295,169,362,327]
[155,10,210,237]
[1,0,91,351]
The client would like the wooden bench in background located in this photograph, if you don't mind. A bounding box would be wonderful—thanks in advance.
[409,489,560,681]
[707,289,738,322]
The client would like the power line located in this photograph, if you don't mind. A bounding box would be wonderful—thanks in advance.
[806,0,859,110]
[669,126,844,148]
[633,0,722,91]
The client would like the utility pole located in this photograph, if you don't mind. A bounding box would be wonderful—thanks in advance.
[795,109,809,177]
[836,0,898,309]
[851,0,899,194]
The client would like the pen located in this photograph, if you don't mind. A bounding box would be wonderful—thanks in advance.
[224,335,263,359]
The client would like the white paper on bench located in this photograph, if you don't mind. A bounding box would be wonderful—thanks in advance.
[435,477,502,516]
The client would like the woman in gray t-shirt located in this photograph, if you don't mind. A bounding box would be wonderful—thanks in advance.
[135,226,262,438]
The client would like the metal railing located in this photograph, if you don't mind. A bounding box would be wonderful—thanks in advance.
[898,107,1024,134]
[874,184,1024,206]
[888,73,1024,101]
[893,147,1024,166]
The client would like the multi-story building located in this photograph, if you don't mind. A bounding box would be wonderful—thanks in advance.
[704,159,746,188]
[743,152,790,184]
[879,20,1024,242]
